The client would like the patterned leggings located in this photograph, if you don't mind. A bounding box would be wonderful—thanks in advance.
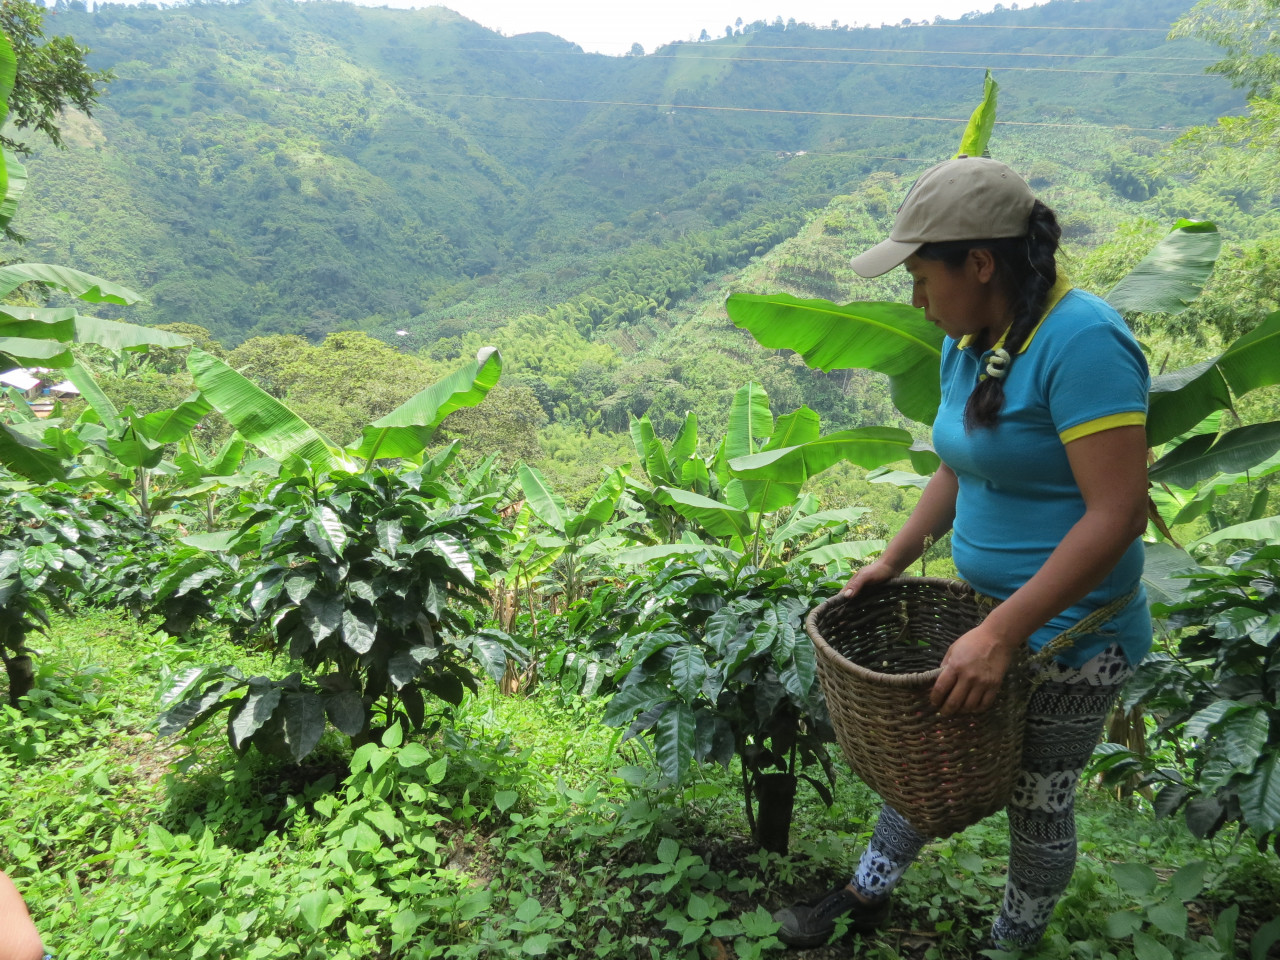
[849,643,1135,947]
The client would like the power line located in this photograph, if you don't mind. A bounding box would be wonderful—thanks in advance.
[111,75,1197,133]
[464,44,1218,63]
[415,91,1188,132]
[621,53,1213,77]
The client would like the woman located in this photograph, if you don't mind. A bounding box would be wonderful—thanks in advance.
[774,156,1151,951]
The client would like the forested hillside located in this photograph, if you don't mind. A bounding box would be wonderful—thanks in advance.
[13,0,1242,345]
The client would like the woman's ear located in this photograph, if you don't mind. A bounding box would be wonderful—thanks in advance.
[968,248,997,284]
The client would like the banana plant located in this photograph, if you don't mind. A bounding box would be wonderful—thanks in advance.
[634,383,931,567]
[516,463,629,606]
[186,346,502,476]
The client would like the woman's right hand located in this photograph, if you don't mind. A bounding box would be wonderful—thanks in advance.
[840,557,902,599]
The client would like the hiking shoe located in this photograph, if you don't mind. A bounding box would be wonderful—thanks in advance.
[772,885,891,948]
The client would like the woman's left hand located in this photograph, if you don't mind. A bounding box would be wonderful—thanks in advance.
[929,625,1020,716]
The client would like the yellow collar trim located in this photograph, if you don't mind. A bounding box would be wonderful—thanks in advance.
[958,273,1073,353]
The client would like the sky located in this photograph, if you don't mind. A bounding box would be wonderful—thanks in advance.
[355,1,1049,57]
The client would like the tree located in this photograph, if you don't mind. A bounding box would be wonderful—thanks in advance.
[0,0,112,155]
[1171,0,1280,96]
[698,28,710,42]
[627,42,644,57]
[1167,0,1280,202]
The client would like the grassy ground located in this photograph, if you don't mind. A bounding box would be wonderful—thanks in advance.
[2,608,1278,959]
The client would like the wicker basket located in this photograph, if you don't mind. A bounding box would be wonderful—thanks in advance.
[805,577,1031,838]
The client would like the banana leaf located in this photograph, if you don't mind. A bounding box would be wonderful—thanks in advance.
[737,406,821,514]
[75,315,189,350]
[0,336,72,367]
[652,486,754,541]
[137,392,214,443]
[65,359,122,433]
[1105,220,1221,316]
[564,469,625,540]
[955,70,997,159]
[0,149,26,234]
[725,381,773,460]
[347,346,501,464]
[728,427,939,485]
[517,462,567,535]
[794,540,886,567]
[1149,421,1280,489]
[0,422,65,483]
[669,411,699,466]
[0,36,13,212]
[1188,515,1280,551]
[1148,311,1280,446]
[188,348,349,473]
[0,264,143,304]
[725,295,943,425]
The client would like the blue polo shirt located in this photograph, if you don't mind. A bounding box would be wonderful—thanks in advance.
[932,283,1152,667]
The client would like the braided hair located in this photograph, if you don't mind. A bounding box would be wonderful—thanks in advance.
[915,199,1062,431]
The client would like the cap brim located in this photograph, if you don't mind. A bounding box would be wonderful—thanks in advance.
[849,238,920,278]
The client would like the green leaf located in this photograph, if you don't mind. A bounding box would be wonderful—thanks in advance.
[655,701,695,787]
[280,691,326,762]
[795,540,886,567]
[1237,753,1280,833]
[188,349,347,473]
[652,486,753,541]
[1105,909,1144,939]
[494,790,518,812]
[309,505,348,559]
[1106,221,1221,316]
[522,934,553,956]
[729,427,929,487]
[0,423,65,483]
[1188,515,1280,551]
[514,897,542,923]
[1147,896,1188,939]
[341,608,376,654]
[1111,862,1159,897]
[0,264,144,305]
[64,360,121,432]
[565,469,624,540]
[230,687,283,749]
[740,905,781,938]
[397,742,432,768]
[602,681,670,727]
[614,543,740,565]
[1167,861,1208,902]
[725,381,773,460]
[137,393,213,443]
[324,690,365,736]
[955,69,998,158]
[670,646,708,702]
[670,411,699,466]
[1133,932,1174,960]
[1149,422,1280,489]
[725,294,943,424]
[1143,542,1200,609]
[518,463,566,535]
[1148,311,1280,446]
[0,335,71,367]
[1221,708,1270,768]
[347,346,501,463]
[0,149,26,235]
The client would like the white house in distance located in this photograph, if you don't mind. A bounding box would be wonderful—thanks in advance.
[0,368,80,417]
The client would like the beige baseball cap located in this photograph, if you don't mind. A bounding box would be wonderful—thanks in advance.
[850,156,1036,278]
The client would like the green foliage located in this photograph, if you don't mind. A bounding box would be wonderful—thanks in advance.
[158,468,517,759]
[1097,541,1280,855]
[0,0,111,157]
[0,481,118,706]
